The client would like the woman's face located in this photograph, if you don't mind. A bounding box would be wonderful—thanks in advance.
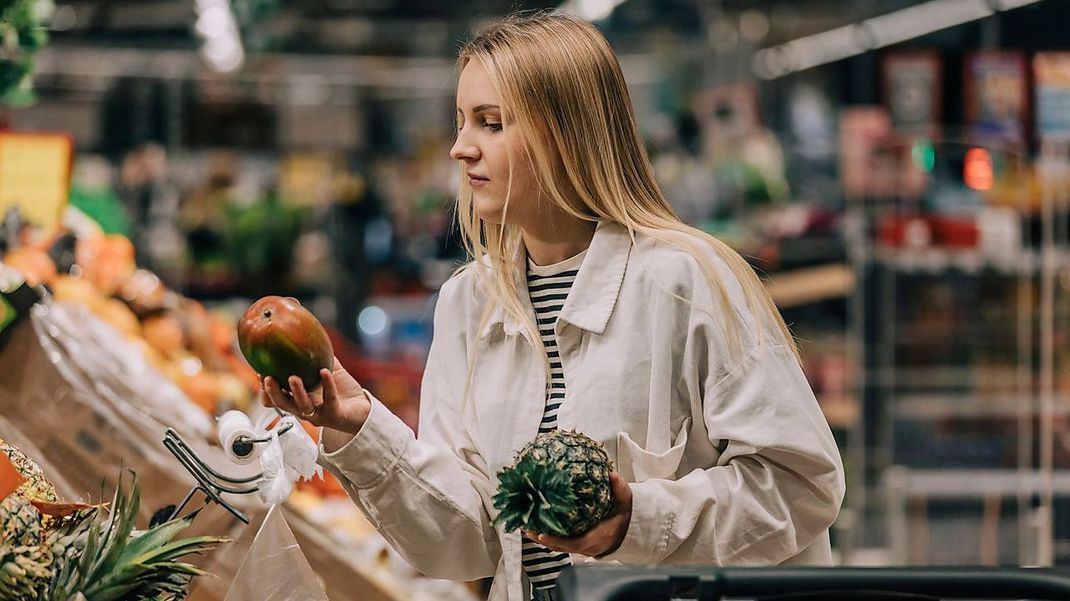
[450,60,540,226]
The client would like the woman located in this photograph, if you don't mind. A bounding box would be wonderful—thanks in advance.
[261,12,844,601]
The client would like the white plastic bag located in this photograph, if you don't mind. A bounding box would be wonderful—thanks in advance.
[251,413,322,506]
[224,505,329,601]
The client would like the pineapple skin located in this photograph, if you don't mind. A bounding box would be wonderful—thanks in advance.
[0,495,53,600]
[0,438,58,504]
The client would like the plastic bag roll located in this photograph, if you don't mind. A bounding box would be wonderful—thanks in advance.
[218,410,259,465]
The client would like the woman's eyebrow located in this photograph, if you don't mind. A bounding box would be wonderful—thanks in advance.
[457,104,501,114]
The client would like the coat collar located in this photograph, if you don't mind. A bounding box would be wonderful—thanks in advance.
[479,220,632,340]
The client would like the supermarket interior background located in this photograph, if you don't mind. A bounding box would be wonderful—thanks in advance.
[2,0,1070,599]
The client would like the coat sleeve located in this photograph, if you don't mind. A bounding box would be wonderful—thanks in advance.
[602,251,845,566]
[317,275,500,580]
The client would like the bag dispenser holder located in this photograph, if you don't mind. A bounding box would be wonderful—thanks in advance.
[161,407,296,525]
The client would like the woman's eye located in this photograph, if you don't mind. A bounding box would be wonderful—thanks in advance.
[484,121,503,132]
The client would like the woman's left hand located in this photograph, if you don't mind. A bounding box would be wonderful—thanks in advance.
[524,471,633,558]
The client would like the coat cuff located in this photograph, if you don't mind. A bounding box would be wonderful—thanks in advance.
[317,392,413,488]
[598,481,671,564]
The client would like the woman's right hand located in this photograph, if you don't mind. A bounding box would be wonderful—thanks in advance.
[260,357,371,435]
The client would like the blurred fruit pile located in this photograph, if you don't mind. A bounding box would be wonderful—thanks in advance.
[3,224,352,500]
[2,230,257,417]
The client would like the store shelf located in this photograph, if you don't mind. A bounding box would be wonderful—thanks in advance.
[820,393,860,429]
[873,247,1070,275]
[869,367,1016,390]
[895,393,1070,420]
[765,263,854,308]
[886,467,1070,498]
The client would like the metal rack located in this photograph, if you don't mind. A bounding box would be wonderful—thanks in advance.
[843,135,1070,566]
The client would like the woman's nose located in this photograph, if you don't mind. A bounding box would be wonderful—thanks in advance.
[450,132,479,161]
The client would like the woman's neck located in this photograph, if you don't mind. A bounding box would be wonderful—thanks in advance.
[521,215,596,266]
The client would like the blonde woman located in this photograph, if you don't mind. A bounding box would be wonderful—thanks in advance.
[260,12,845,601]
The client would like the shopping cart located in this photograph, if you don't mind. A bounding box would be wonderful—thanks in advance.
[556,565,1070,600]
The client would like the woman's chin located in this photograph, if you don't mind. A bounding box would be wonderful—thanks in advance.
[473,198,505,224]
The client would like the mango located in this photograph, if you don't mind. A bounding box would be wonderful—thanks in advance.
[237,296,333,392]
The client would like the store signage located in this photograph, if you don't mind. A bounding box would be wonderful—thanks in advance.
[0,132,73,231]
[966,52,1027,145]
[883,51,942,134]
[1035,52,1070,140]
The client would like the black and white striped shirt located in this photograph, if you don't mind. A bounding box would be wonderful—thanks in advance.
[521,249,587,595]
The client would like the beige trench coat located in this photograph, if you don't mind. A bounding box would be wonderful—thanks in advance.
[318,220,846,601]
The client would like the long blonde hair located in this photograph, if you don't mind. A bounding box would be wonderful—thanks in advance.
[454,12,797,391]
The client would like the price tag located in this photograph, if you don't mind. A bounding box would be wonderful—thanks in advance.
[0,451,25,500]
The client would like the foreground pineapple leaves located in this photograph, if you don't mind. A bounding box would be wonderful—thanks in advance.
[494,456,577,537]
[493,431,613,538]
[46,470,227,601]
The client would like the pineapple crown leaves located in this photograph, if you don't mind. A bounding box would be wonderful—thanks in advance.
[492,430,616,537]
[493,455,578,537]
[46,470,227,601]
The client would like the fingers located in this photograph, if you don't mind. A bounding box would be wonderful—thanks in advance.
[263,376,296,413]
[526,529,575,553]
[524,530,564,553]
[261,370,343,422]
[263,375,313,418]
[321,368,338,404]
[609,471,631,504]
[522,476,632,557]
[256,375,270,407]
[527,529,594,555]
[289,376,316,417]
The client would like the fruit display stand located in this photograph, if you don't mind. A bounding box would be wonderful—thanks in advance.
[0,209,484,598]
[0,299,480,600]
[0,302,256,594]
[0,282,479,601]
[0,301,242,515]
[0,299,483,600]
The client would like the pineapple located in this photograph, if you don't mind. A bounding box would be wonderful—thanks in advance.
[0,495,52,600]
[493,430,614,537]
[0,437,59,599]
[44,471,226,601]
[0,438,226,600]
[0,437,58,503]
